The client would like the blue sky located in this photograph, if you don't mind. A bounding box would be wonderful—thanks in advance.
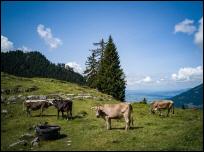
[1,1,203,91]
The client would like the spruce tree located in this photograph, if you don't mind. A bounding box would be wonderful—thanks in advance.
[97,36,126,101]
[84,38,107,88]
[93,38,107,62]
[83,51,98,88]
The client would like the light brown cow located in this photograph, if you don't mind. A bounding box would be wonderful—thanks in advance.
[150,100,174,117]
[91,103,134,130]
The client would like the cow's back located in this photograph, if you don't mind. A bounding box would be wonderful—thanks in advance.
[156,100,173,109]
[25,101,43,110]
[102,103,131,118]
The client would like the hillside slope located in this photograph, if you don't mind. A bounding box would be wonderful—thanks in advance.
[1,50,85,85]
[170,84,203,108]
[1,73,203,151]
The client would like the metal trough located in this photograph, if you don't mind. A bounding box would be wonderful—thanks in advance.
[35,124,61,140]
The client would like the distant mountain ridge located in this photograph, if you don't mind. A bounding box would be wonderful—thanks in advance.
[169,84,203,108]
[125,89,188,102]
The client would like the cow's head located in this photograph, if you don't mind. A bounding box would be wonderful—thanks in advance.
[91,106,104,118]
[150,101,157,114]
[47,99,55,106]
[151,107,157,114]
[51,99,61,107]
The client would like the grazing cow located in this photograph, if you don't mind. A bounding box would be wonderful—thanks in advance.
[52,99,73,120]
[91,103,134,130]
[150,100,174,117]
[23,100,53,116]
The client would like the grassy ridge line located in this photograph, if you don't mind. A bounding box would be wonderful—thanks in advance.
[1,72,114,101]
[1,72,203,151]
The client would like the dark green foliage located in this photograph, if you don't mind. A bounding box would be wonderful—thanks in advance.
[84,39,107,88]
[83,52,98,88]
[93,38,107,62]
[97,36,126,101]
[1,50,85,85]
[169,84,203,108]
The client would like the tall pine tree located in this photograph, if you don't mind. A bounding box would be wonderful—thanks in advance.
[93,38,107,62]
[83,51,98,88]
[97,36,126,101]
[84,38,106,88]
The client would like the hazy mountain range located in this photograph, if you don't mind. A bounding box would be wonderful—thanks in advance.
[169,84,203,108]
[125,88,189,102]
[126,84,203,108]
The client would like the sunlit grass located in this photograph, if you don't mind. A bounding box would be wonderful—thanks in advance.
[1,72,203,151]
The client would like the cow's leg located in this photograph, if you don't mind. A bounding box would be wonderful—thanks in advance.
[57,110,59,119]
[70,110,72,119]
[67,111,69,120]
[62,111,64,119]
[124,113,130,130]
[26,109,30,117]
[26,108,29,116]
[28,109,32,117]
[159,109,162,116]
[105,116,111,130]
[167,108,170,117]
[125,117,130,131]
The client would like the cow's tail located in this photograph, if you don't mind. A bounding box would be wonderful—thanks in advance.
[172,102,174,114]
[131,115,134,126]
[129,104,134,126]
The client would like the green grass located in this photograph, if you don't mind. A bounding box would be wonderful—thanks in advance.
[1,72,203,151]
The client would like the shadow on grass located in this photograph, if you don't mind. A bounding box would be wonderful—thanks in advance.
[58,114,86,120]
[40,134,67,141]
[57,134,67,140]
[71,115,86,119]
[33,114,86,120]
[111,126,144,130]
[33,114,57,117]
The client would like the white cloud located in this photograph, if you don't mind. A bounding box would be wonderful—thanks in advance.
[126,76,137,86]
[127,76,153,85]
[143,76,152,82]
[37,24,62,49]
[1,35,32,52]
[174,19,196,35]
[155,77,166,84]
[194,17,203,49]
[18,46,32,52]
[171,66,203,81]
[1,35,14,52]
[65,62,83,74]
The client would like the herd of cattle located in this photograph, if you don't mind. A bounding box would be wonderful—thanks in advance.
[23,98,174,130]
[23,99,73,120]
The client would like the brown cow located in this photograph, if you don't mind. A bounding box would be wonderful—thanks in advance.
[91,103,134,130]
[23,99,53,116]
[150,100,174,117]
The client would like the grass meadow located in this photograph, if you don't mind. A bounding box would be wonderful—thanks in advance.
[1,73,203,151]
